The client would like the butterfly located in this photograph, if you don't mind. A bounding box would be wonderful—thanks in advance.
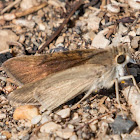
[2,45,139,111]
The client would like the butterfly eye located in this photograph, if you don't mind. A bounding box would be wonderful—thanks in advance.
[117,54,126,64]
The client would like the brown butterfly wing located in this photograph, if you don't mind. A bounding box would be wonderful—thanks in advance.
[2,49,107,85]
[8,64,109,111]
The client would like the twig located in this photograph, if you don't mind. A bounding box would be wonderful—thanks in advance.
[117,17,134,24]
[122,16,140,36]
[15,2,47,18]
[1,0,21,14]
[0,2,47,21]
[0,49,10,54]
[37,0,84,53]
[0,101,9,108]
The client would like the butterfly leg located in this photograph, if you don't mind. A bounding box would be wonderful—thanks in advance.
[114,78,125,117]
[119,75,140,93]
[71,86,95,110]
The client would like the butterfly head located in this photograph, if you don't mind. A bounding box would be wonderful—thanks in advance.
[115,53,136,67]
[113,45,136,67]
[111,45,136,78]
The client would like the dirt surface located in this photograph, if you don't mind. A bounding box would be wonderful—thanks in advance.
[0,0,140,139]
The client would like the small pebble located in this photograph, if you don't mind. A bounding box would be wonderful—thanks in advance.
[13,105,39,120]
[56,128,73,139]
[110,115,136,134]
[20,0,38,10]
[68,124,74,130]
[89,122,97,132]
[99,106,106,114]
[131,36,140,49]
[31,115,42,124]
[107,4,120,13]
[83,31,95,41]
[118,23,127,34]
[128,0,140,9]
[72,113,79,120]
[56,108,71,119]
[40,122,61,133]
[128,31,136,37]
[18,134,30,140]
[0,135,6,139]
[0,19,5,25]
[111,135,121,140]
[38,23,46,31]
[69,135,78,140]
[136,28,140,35]
[1,131,12,139]
[86,15,101,31]
[55,36,64,45]
[0,113,6,119]
[12,19,35,28]
[40,115,51,124]
[19,34,25,43]
[91,33,110,49]
[0,29,18,51]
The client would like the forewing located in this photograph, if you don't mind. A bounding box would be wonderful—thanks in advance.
[2,49,107,85]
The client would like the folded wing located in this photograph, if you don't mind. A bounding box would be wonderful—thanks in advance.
[8,64,108,111]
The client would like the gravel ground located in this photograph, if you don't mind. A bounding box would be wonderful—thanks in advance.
[0,0,140,139]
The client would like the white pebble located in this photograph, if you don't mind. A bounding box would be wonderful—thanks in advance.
[0,113,6,119]
[68,124,74,130]
[120,36,130,43]
[56,128,73,139]
[136,28,140,35]
[72,113,79,120]
[0,135,6,139]
[128,0,140,10]
[40,115,51,124]
[56,108,71,118]
[0,29,18,51]
[86,15,101,31]
[55,36,64,45]
[38,23,46,31]
[91,33,110,49]
[118,23,127,34]
[31,115,42,124]
[89,123,97,132]
[111,33,122,47]
[128,31,136,37]
[20,0,38,10]
[107,4,120,13]
[3,13,16,21]
[40,122,61,133]
[83,31,95,40]
[19,34,25,43]
[70,135,78,140]
[12,19,35,28]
